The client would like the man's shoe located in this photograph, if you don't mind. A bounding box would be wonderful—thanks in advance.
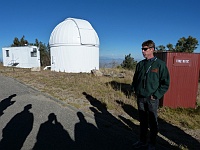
[132,141,147,148]
[147,144,156,150]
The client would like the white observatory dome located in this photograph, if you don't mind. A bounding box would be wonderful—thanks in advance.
[49,18,100,73]
[49,18,99,46]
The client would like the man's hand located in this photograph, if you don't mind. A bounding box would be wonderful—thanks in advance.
[151,95,156,100]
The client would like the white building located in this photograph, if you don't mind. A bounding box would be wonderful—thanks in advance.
[2,46,40,68]
[49,17,99,73]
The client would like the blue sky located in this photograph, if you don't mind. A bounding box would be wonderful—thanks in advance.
[0,0,200,61]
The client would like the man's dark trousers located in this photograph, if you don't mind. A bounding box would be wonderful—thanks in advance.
[137,97,159,145]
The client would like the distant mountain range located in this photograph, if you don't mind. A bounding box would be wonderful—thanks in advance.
[99,57,124,68]
[99,56,142,68]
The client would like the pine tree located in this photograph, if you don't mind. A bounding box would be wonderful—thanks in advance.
[121,54,137,70]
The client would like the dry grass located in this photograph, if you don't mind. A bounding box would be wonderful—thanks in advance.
[0,64,200,130]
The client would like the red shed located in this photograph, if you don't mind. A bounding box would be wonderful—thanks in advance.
[154,52,200,108]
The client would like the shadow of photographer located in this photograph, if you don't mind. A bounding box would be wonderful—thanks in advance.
[33,113,75,150]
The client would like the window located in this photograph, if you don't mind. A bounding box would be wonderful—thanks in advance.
[6,50,9,57]
[31,48,37,57]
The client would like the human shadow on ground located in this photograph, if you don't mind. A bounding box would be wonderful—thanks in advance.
[0,94,16,117]
[0,104,33,150]
[75,111,112,150]
[110,81,200,149]
[106,81,132,97]
[82,92,136,150]
[115,100,140,134]
[33,113,76,150]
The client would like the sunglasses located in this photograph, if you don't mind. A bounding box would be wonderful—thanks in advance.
[141,47,152,51]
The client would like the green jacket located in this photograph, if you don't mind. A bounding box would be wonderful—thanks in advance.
[132,57,170,99]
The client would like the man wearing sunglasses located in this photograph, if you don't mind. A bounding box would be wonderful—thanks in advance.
[131,40,170,150]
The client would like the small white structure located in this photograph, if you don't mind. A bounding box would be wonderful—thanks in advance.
[49,17,99,73]
[2,46,40,68]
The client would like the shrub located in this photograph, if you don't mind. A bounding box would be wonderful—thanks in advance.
[121,54,137,70]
